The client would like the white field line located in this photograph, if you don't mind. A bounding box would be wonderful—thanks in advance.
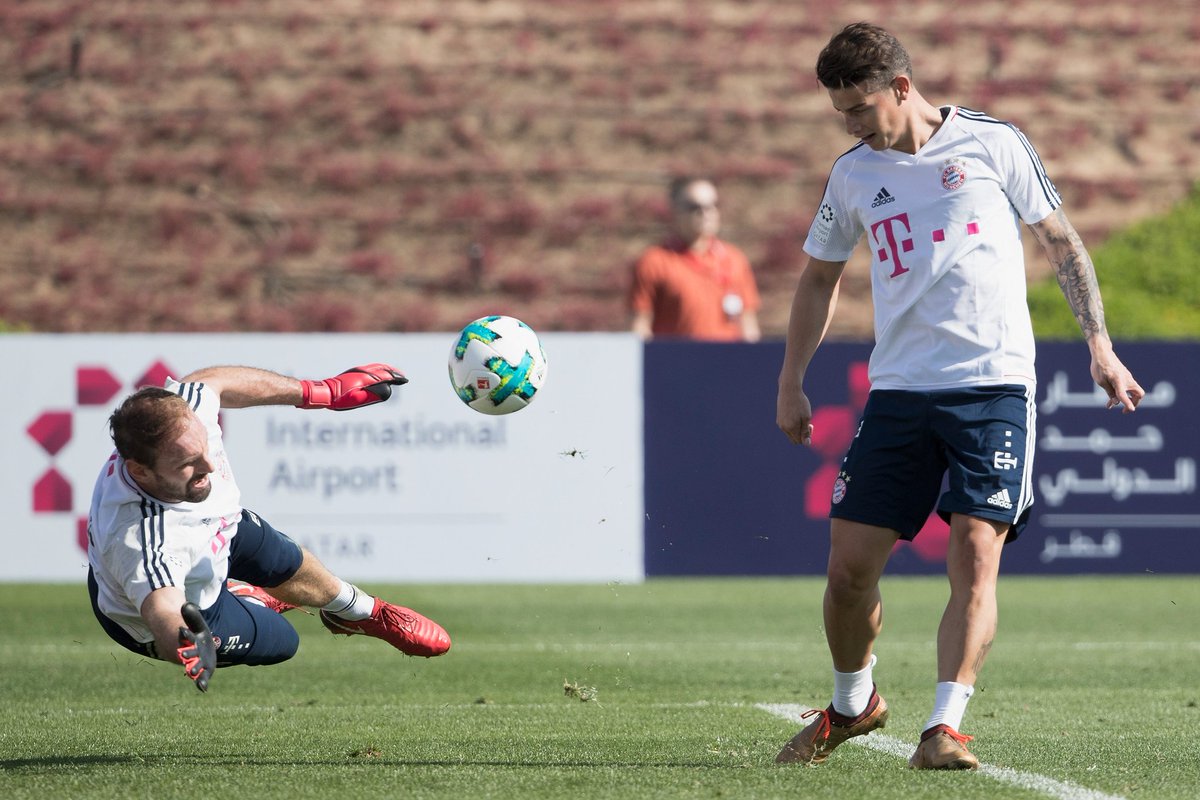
[756,703,1128,800]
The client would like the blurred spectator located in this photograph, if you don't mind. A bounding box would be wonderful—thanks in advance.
[629,177,761,341]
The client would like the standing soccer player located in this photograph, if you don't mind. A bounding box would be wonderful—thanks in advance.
[775,23,1143,768]
[88,363,451,692]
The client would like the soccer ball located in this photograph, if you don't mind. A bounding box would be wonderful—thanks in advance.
[448,315,548,415]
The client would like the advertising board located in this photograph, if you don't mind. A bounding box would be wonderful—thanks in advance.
[6,333,644,583]
[643,341,1197,576]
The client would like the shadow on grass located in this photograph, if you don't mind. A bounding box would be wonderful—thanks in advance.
[1,754,745,770]
[2,756,145,769]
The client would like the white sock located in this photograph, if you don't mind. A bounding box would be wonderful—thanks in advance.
[924,681,975,732]
[832,653,877,717]
[321,581,375,620]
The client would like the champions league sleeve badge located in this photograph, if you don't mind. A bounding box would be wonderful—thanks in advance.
[812,202,836,245]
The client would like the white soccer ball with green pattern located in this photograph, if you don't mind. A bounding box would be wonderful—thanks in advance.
[448,315,548,415]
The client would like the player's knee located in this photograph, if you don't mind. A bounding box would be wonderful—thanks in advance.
[826,562,877,602]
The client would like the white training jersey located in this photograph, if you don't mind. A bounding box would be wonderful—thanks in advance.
[87,378,243,643]
[805,106,1061,390]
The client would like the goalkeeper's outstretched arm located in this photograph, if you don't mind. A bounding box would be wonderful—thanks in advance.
[177,364,408,410]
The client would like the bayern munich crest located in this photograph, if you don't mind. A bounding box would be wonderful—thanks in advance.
[831,476,848,505]
[941,160,967,190]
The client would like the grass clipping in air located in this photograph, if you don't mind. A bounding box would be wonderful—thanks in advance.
[563,678,599,703]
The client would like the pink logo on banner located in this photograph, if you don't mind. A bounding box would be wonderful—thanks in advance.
[33,469,72,512]
[27,360,178,553]
[77,368,123,406]
[27,411,72,456]
[136,361,174,390]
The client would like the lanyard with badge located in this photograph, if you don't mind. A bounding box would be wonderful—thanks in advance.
[684,240,743,320]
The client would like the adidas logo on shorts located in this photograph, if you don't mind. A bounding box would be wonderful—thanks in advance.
[986,488,1014,510]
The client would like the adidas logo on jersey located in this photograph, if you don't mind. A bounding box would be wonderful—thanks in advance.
[986,488,1014,510]
[870,187,895,208]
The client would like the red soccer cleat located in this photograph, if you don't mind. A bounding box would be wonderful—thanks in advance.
[319,597,451,658]
[227,579,301,615]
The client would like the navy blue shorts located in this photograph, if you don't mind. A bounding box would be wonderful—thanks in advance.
[829,385,1036,542]
[89,508,305,666]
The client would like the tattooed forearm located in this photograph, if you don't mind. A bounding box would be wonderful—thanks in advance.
[1057,251,1105,338]
[1033,209,1108,340]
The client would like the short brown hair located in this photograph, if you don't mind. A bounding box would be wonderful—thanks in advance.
[109,387,190,467]
[816,22,912,93]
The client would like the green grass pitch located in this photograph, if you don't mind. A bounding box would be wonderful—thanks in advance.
[1,576,1197,799]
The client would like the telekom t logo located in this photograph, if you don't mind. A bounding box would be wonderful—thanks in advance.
[870,212,914,278]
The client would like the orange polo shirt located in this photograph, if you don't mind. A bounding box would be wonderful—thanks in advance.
[629,238,760,341]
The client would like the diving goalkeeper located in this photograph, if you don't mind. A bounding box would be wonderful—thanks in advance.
[87,364,451,692]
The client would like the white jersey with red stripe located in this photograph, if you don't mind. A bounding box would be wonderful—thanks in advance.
[87,378,243,643]
[805,105,1061,390]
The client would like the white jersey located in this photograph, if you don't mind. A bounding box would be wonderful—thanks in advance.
[87,378,243,643]
[805,106,1061,390]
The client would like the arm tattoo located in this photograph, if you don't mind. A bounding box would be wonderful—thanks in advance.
[1037,209,1108,339]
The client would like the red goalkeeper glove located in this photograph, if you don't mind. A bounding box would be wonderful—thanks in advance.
[177,602,217,693]
[298,364,408,410]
